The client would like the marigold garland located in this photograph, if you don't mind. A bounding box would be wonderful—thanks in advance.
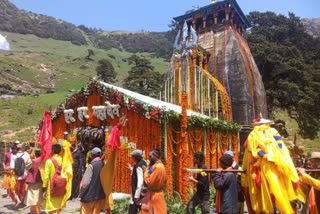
[219,132,229,156]
[46,80,241,203]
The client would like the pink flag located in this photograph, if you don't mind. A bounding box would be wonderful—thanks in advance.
[38,110,52,161]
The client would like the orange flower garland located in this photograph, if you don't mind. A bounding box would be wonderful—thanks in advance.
[86,93,103,127]
[231,133,239,162]
[166,126,173,195]
[52,113,67,139]
[219,132,229,156]
[205,130,211,169]
[48,81,240,202]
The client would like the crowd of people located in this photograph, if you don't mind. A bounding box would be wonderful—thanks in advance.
[1,138,79,214]
[1,135,320,214]
[0,136,169,214]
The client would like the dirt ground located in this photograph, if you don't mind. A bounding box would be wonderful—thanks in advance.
[0,177,81,214]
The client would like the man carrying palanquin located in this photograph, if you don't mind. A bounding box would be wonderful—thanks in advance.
[297,152,320,214]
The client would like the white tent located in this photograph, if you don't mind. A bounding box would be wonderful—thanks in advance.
[0,34,10,51]
[99,81,209,118]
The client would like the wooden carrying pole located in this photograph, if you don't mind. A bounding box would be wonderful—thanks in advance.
[186,168,246,173]
[186,168,320,173]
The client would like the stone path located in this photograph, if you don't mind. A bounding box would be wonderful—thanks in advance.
[0,177,80,214]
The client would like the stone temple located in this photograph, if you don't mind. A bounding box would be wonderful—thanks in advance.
[163,0,268,133]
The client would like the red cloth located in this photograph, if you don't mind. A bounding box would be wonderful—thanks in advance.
[215,189,221,213]
[309,187,317,214]
[38,110,53,161]
[15,179,26,201]
[25,157,42,183]
[5,152,11,167]
[107,123,122,149]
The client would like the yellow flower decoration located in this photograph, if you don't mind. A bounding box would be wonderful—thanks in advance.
[200,169,207,176]
[52,137,58,144]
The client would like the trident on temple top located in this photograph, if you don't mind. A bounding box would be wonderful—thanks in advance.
[173,21,197,51]
[173,21,197,92]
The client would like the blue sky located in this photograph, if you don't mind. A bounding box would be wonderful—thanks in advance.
[9,0,320,32]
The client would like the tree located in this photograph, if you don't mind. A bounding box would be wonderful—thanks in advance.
[247,12,320,139]
[96,59,117,83]
[124,55,163,98]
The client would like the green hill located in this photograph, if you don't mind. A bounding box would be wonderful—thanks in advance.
[0,0,86,45]
[0,31,168,141]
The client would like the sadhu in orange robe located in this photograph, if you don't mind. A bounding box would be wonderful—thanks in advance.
[140,161,167,214]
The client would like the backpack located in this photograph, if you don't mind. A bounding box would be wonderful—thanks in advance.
[14,153,25,177]
[50,158,67,197]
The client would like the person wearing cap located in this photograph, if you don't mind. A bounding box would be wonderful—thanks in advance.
[223,150,245,212]
[140,148,167,214]
[212,153,239,214]
[63,132,69,140]
[224,150,238,169]
[127,149,147,214]
[186,152,210,214]
[79,147,105,214]
[241,117,304,214]
[297,152,320,213]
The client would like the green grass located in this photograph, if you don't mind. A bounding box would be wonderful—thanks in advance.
[0,31,168,142]
[0,90,77,142]
[271,109,320,152]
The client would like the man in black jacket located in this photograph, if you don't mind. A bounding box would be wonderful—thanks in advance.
[212,153,239,214]
[186,152,211,214]
[79,147,105,214]
[127,149,147,214]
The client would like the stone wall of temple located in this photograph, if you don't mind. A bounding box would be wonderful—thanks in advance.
[200,25,268,125]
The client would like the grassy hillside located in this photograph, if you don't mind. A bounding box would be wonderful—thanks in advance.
[0,32,168,141]
[271,110,320,153]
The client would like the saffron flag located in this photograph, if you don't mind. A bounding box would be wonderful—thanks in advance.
[101,122,123,210]
[100,149,117,210]
[38,110,52,161]
[61,140,73,207]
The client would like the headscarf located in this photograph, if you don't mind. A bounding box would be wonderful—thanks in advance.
[151,148,161,159]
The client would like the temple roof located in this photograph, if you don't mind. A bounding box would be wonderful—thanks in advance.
[173,0,251,28]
